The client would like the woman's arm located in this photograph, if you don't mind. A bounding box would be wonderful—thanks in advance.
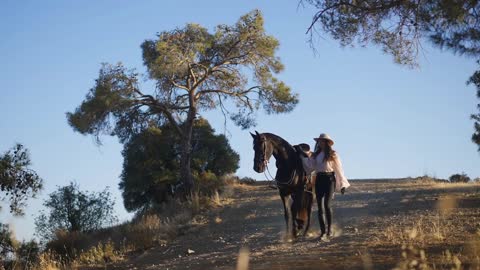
[333,154,350,192]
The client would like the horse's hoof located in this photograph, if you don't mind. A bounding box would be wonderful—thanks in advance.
[284,236,294,243]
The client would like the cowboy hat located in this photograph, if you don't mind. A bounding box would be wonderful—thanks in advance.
[313,133,334,146]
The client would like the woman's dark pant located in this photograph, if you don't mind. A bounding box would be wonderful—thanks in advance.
[315,173,335,234]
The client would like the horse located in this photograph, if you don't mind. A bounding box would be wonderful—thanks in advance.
[250,131,313,239]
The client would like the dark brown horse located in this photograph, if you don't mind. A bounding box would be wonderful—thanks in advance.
[250,131,313,239]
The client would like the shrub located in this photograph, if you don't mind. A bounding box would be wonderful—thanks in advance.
[411,175,448,183]
[35,182,117,243]
[77,240,122,266]
[16,240,40,268]
[449,173,471,183]
[44,230,88,261]
[195,171,224,196]
[122,211,191,251]
[239,177,256,185]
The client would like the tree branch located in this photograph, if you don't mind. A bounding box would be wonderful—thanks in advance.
[195,86,260,100]
[169,76,190,92]
[134,95,185,137]
[306,0,405,34]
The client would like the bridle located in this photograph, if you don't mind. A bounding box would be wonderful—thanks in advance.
[257,137,275,186]
[258,136,297,189]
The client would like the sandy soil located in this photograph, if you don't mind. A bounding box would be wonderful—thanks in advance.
[102,179,480,270]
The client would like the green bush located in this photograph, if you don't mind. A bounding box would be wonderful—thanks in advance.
[239,177,256,185]
[194,171,224,196]
[449,172,471,183]
[120,119,239,213]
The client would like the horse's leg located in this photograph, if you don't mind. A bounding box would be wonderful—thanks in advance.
[291,201,298,238]
[280,193,292,240]
[291,188,303,239]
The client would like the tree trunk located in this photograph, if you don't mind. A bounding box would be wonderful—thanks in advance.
[179,137,194,195]
[179,104,197,196]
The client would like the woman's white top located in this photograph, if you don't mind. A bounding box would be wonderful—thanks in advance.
[301,152,351,192]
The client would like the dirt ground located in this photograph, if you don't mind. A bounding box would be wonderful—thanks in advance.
[105,179,480,270]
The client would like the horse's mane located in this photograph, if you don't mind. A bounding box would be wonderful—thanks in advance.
[262,133,297,156]
[261,132,303,186]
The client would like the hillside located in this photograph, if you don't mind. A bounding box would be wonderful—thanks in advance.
[86,179,480,270]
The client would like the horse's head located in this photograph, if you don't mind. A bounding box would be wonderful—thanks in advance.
[250,131,273,173]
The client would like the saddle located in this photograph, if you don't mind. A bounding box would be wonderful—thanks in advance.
[293,143,314,193]
[296,143,310,154]
[294,143,311,158]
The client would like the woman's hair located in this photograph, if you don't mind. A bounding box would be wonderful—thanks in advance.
[314,140,336,162]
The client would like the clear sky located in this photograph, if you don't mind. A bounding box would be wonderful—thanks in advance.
[1,0,479,241]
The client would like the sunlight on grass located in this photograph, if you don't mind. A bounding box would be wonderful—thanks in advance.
[236,247,250,270]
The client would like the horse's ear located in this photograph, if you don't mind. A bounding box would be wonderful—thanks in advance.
[255,130,260,136]
[250,132,256,139]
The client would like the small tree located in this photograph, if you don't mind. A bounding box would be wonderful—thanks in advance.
[67,10,298,194]
[0,144,43,215]
[35,182,117,242]
[120,118,239,213]
[449,172,471,183]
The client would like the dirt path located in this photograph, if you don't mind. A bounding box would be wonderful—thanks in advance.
[112,180,480,270]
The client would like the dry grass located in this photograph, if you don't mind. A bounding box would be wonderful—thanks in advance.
[35,251,67,270]
[383,214,448,245]
[76,240,123,266]
[23,179,240,269]
[375,191,480,270]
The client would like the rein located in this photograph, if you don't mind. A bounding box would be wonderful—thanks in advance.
[261,138,277,189]
[261,137,297,189]
[263,160,277,189]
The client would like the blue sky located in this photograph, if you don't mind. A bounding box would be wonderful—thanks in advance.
[1,0,479,240]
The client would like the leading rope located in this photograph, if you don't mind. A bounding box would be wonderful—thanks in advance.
[262,154,297,189]
[264,160,278,189]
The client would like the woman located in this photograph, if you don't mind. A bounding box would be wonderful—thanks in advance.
[299,133,350,239]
